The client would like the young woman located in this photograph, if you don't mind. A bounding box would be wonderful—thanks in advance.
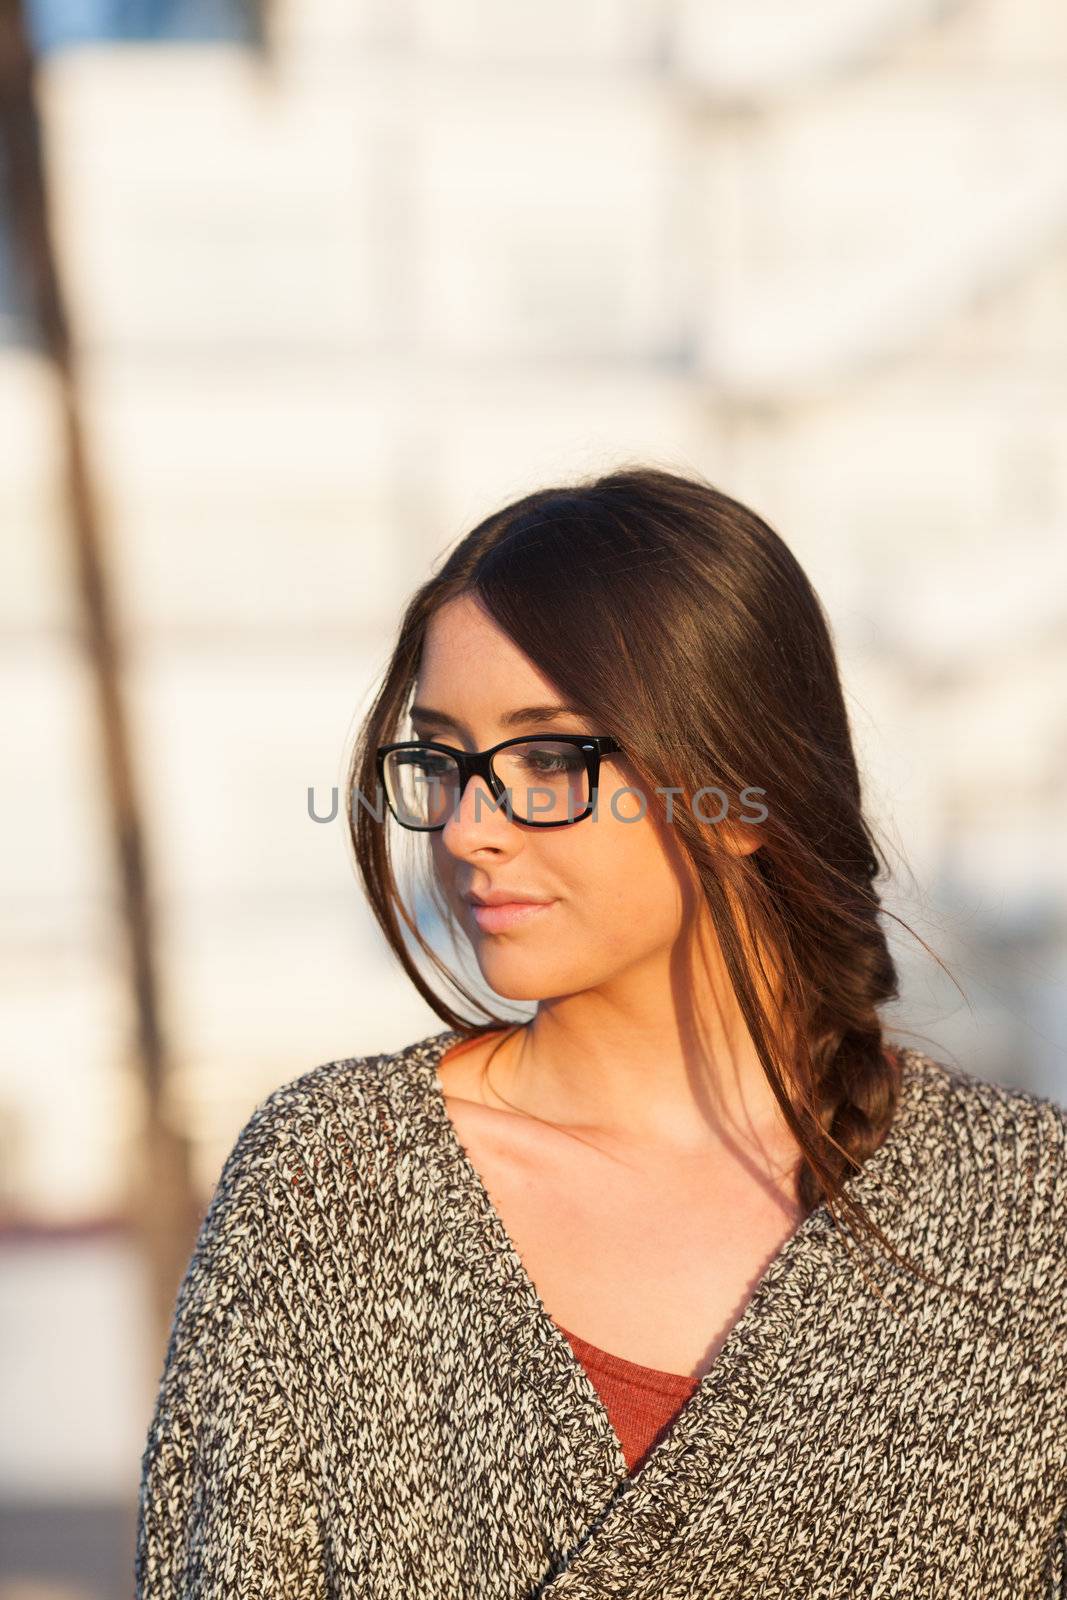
[136,467,1067,1599]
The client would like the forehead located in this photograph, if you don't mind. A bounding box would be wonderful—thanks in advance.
[413,595,583,741]
[417,595,555,699]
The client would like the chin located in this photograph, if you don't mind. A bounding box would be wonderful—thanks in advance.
[474,950,592,1006]
[473,959,547,1005]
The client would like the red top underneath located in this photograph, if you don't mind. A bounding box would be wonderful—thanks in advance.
[555,1323,699,1473]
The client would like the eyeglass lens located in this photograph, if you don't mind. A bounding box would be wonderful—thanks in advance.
[383,740,592,827]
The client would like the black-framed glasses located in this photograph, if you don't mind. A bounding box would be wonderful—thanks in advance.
[376,733,623,831]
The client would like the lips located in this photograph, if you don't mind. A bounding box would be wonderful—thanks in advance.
[466,888,550,906]
[468,899,556,934]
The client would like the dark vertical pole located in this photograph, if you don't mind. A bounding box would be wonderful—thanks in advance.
[0,0,200,1360]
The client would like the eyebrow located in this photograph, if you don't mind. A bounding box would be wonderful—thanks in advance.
[408,702,589,735]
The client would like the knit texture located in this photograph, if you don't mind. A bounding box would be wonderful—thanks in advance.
[135,1028,1067,1599]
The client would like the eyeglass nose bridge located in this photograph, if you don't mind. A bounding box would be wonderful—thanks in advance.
[448,746,510,815]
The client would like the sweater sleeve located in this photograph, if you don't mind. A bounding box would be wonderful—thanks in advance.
[134,1099,329,1600]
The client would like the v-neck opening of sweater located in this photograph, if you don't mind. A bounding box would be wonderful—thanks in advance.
[434,1026,708,1396]
[408,1026,927,1530]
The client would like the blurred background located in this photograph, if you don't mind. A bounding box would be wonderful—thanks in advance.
[2,0,1066,1593]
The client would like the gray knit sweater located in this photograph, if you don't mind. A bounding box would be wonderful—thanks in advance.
[135,1027,1067,1599]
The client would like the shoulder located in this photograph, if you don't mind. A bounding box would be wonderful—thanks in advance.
[154,1031,456,1384]
[206,1028,454,1215]
[893,1044,1067,1280]
[898,1044,1067,1182]
[169,1030,454,1335]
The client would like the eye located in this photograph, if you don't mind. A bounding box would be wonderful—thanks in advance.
[519,747,582,773]
[395,748,452,775]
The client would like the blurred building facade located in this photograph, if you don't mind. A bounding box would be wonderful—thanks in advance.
[2,0,1066,1592]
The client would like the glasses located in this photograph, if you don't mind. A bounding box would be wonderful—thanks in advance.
[376,733,623,831]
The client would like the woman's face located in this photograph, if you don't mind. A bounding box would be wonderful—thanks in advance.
[413,593,715,1004]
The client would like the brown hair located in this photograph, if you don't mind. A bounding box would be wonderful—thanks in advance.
[346,465,960,1295]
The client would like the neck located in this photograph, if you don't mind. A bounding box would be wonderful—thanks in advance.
[485,937,799,1164]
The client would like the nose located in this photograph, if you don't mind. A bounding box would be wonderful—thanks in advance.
[440,768,515,850]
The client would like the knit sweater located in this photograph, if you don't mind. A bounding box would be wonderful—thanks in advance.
[135,1027,1067,1599]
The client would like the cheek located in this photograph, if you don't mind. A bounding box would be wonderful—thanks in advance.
[428,838,457,899]
[562,807,686,941]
